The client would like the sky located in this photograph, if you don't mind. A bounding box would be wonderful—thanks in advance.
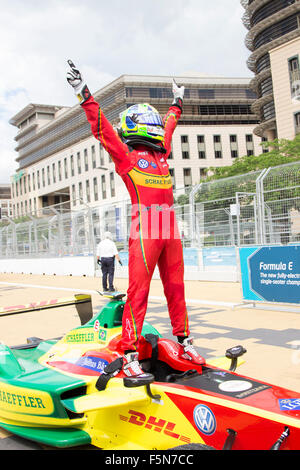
[0,0,252,184]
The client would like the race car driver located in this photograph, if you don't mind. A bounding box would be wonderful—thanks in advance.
[67,60,204,382]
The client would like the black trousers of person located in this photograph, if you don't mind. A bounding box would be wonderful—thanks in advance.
[100,257,115,291]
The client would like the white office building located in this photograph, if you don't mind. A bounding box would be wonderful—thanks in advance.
[9,74,263,218]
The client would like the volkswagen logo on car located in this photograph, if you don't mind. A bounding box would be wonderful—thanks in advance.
[193,404,216,435]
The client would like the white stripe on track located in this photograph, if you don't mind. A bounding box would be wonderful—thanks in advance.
[0,281,235,307]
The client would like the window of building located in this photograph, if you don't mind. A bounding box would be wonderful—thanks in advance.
[230,135,238,158]
[47,166,50,185]
[199,168,206,179]
[261,137,269,153]
[72,184,76,206]
[91,145,96,169]
[64,158,68,179]
[183,168,192,187]
[197,135,206,159]
[86,179,90,203]
[101,174,107,199]
[253,14,299,51]
[110,172,115,197]
[289,56,300,99]
[199,104,252,115]
[57,161,61,181]
[78,182,83,202]
[149,87,173,99]
[37,170,40,189]
[294,112,300,134]
[181,135,190,159]
[42,168,45,187]
[52,163,56,183]
[198,89,215,99]
[213,135,222,158]
[99,144,104,166]
[77,152,81,174]
[24,176,27,194]
[246,134,255,156]
[84,148,88,171]
[70,155,74,176]
[93,177,99,201]
[27,174,31,192]
[169,168,176,189]
[256,53,270,74]
[260,77,273,97]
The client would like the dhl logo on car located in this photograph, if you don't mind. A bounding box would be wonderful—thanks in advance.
[119,409,191,444]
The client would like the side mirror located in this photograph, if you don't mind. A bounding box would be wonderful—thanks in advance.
[225,345,247,371]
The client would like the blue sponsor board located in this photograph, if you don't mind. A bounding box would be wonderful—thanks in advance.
[239,246,300,304]
[183,248,198,266]
[119,252,129,266]
[202,247,236,267]
[118,248,199,267]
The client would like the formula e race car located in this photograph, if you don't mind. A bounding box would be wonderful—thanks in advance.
[0,291,299,451]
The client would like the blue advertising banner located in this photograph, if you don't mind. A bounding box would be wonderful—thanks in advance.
[202,247,236,267]
[239,246,300,304]
[118,248,199,268]
[183,248,199,266]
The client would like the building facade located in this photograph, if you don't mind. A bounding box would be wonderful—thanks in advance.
[269,36,300,139]
[9,74,263,218]
[0,185,12,220]
[241,0,300,139]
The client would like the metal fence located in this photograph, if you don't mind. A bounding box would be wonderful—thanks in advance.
[0,161,299,258]
[189,161,300,247]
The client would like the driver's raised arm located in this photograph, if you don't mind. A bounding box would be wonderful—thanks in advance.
[66,60,132,175]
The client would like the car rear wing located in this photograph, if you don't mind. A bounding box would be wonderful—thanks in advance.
[0,294,93,326]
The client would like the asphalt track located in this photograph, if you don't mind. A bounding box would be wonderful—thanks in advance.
[0,272,299,451]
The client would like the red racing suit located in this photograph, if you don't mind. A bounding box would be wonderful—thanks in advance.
[81,95,190,351]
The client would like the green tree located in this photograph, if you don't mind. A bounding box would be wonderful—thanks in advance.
[205,135,300,182]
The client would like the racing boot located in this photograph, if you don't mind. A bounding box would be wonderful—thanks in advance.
[178,337,205,365]
[122,352,154,387]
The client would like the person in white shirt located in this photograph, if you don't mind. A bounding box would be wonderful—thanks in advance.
[96,232,122,292]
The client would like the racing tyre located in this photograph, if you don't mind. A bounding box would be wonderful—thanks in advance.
[169,443,216,450]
